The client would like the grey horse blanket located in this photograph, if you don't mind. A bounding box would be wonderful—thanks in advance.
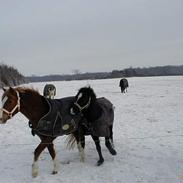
[88,97,114,137]
[32,97,82,137]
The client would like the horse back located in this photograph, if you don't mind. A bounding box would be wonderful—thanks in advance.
[34,96,82,137]
[119,78,129,88]
[90,97,114,137]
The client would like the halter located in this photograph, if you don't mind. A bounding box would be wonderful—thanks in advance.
[74,97,91,112]
[1,90,21,119]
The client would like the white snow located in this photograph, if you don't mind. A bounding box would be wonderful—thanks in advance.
[0,76,183,183]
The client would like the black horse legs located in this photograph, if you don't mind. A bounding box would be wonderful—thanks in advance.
[73,125,116,166]
[91,135,104,166]
[105,137,117,155]
[91,135,117,166]
[73,127,86,162]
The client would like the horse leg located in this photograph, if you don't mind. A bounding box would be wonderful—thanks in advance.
[109,125,114,148]
[78,133,85,162]
[77,139,85,162]
[124,87,126,93]
[122,87,125,93]
[47,143,59,174]
[73,131,85,162]
[91,135,104,166]
[32,142,48,177]
[78,129,86,162]
[120,87,123,93]
[105,137,117,155]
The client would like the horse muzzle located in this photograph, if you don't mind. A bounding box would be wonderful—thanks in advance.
[70,108,76,115]
[0,120,6,124]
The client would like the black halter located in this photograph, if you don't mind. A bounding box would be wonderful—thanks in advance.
[74,97,91,112]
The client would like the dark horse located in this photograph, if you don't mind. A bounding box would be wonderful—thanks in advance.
[119,78,129,93]
[0,87,83,177]
[70,87,117,166]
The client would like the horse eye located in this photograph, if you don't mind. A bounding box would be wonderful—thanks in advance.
[8,100,13,104]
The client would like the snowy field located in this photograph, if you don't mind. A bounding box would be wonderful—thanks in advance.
[0,76,183,183]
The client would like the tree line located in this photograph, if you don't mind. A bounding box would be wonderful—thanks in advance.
[0,64,25,88]
[27,65,183,82]
[0,64,183,86]
[111,65,183,78]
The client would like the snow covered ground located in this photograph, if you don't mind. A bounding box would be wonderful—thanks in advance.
[0,76,183,183]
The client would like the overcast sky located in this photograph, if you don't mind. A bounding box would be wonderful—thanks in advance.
[0,0,183,76]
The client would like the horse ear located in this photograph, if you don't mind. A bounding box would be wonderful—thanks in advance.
[2,86,9,91]
[9,87,15,93]
[86,84,91,88]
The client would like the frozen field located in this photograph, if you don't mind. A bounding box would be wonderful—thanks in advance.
[0,76,183,183]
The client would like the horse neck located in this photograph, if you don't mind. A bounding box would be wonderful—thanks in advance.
[84,100,102,122]
[20,94,48,125]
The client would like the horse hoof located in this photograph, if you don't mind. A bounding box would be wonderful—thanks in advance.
[32,168,38,178]
[52,170,58,175]
[32,172,38,178]
[96,160,104,166]
[111,149,117,155]
[80,157,85,163]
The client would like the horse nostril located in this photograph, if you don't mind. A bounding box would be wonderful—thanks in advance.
[0,119,6,124]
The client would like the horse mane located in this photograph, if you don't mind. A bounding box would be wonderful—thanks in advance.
[78,87,97,100]
[15,86,40,96]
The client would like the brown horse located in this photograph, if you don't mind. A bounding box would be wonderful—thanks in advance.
[0,87,82,177]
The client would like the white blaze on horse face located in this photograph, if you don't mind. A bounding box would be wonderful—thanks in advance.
[77,93,83,102]
[2,96,8,107]
[0,96,8,120]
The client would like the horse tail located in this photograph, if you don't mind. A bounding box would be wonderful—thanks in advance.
[65,134,77,150]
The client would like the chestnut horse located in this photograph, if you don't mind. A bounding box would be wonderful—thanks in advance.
[0,87,82,177]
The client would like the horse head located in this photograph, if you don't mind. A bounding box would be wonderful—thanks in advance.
[0,87,20,123]
[43,84,56,99]
[70,86,96,115]
[0,86,46,125]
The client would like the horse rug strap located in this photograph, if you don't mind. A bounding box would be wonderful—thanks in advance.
[91,97,114,137]
[34,97,82,137]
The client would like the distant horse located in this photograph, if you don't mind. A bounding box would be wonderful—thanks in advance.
[0,87,82,177]
[119,78,129,93]
[70,87,117,166]
[43,84,56,99]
